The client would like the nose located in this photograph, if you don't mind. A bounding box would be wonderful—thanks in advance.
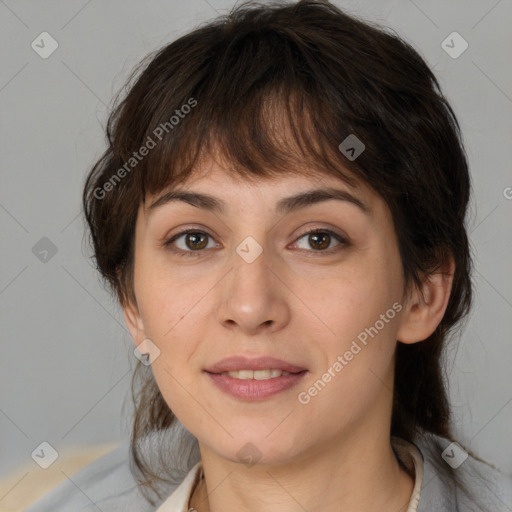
[216,241,291,336]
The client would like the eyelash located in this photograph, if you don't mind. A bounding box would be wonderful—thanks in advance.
[162,227,349,258]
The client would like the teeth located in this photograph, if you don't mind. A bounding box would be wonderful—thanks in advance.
[221,369,292,380]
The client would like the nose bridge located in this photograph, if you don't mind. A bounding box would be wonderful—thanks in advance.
[216,231,290,334]
[231,232,274,304]
[230,203,274,280]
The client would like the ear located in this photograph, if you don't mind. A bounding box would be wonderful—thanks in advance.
[397,253,455,344]
[122,298,147,346]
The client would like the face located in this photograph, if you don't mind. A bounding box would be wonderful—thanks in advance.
[124,160,410,466]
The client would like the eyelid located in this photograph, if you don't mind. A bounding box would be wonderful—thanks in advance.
[160,224,215,245]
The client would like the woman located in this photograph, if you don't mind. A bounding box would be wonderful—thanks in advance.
[26,0,512,510]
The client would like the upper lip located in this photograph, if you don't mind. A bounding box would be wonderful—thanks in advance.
[205,356,307,374]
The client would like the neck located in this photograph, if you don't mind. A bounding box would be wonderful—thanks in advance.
[189,433,414,512]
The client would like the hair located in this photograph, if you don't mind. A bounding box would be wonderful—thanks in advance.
[82,0,488,507]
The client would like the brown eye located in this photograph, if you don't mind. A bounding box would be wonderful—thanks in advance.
[164,230,215,257]
[293,228,348,253]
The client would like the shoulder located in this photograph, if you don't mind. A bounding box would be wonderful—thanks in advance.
[415,433,512,512]
[24,439,178,512]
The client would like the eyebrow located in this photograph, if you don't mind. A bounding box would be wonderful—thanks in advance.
[147,187,371,216]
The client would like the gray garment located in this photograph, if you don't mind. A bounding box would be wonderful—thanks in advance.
[413,434,512,512]
[25,432,512,512]
[24,440,161,512]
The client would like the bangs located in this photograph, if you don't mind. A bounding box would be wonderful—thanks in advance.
[116,25,367,202]
[146,88,358,198]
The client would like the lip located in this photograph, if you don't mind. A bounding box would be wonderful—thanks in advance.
[204,356,307,374]
[206,371,308,400]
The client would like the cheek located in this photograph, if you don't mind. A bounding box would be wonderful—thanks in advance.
[133,248,210,337]
[306,252,402,340]
[150,361,213,439]
[300,244,403,388]
[295,269,400,425]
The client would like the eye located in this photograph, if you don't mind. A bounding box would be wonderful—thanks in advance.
[163,229,218,257]
[292,228,348,254]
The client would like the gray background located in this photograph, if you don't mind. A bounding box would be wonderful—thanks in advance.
[1,0,511,504]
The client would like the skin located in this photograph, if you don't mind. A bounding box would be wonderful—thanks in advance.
[123,158,454,512]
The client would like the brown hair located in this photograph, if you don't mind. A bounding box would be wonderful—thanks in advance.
[83,0,476,506]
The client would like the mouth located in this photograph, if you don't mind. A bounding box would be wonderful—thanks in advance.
[204,355,308,400]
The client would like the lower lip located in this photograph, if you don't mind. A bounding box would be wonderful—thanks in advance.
[205,371,308,400]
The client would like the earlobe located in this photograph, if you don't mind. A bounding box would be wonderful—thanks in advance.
[397,256,455,344]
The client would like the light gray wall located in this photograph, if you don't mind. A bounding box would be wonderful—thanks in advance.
[1,0,511,497]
